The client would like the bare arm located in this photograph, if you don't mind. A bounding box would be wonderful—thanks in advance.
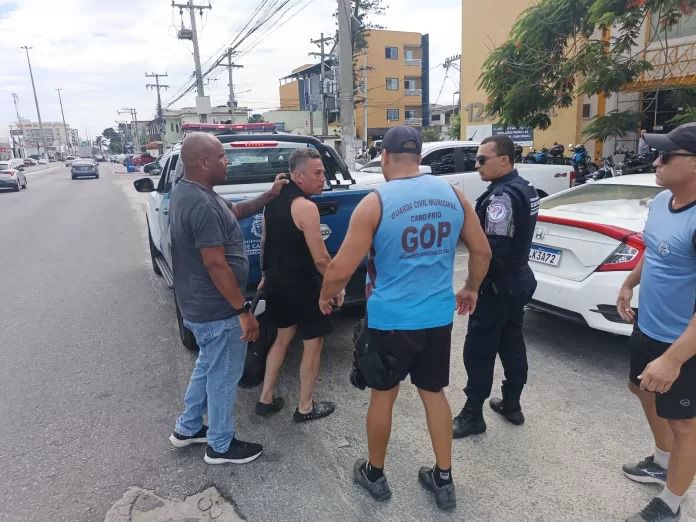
[291,198,331,275]
[227,174,289,220]
[617,256,644,323]
[200,246,259,341]
[319,193,380,313]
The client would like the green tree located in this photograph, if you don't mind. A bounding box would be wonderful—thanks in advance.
[421,127,441,142]
[480,0,696,139]
[102,127,119,140]
[449,113,461,140]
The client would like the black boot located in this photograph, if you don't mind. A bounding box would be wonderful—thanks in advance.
[453,402,486,438]
[489,383,525,426]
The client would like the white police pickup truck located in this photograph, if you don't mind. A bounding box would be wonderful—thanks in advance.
[134,134,372,351]
[354,140,575,199]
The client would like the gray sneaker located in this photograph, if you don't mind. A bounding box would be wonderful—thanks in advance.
[352,458,392,502]
[418,467,456,511]
[623,456,667,485]
[626,497,680,521]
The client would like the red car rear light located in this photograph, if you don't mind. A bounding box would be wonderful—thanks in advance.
[230,142,279,148]
[569,170,576,187]
[596,233,644,272]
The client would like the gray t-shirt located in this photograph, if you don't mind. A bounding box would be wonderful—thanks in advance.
[170,179,249,323]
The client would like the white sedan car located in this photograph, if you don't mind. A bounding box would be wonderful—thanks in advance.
[528,174,662,336]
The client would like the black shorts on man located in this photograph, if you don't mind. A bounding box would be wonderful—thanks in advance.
[265,285,333,340]
[630,326,696,420]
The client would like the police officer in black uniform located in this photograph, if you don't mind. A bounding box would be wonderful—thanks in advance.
[453,135,539,438]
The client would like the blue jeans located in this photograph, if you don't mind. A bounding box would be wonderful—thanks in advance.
[175,316,247,453]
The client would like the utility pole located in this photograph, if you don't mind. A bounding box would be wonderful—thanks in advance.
[146,73,169,144]
[337,0,356,169]
[11,93,25,158]
[20,46,48,159]
[55,89,71,155]
[172,1,212,123]
[215,49,243,121]
[118,108,141,153]
[362,53,368,147]
[310,33,334,137]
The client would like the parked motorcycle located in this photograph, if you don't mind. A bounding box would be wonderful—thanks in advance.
[570,144,598,184]
[548,143,571,165]
[593,156,623,181]
[619,147,655,174]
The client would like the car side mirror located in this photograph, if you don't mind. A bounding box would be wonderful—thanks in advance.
[133,177,155,192]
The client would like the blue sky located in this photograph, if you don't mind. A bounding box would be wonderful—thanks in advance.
[0,0,460,140]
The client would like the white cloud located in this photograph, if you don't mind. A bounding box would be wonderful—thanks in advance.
[0,0,460,139]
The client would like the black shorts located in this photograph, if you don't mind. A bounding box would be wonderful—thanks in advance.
[629,327,696,420]
[369,324,453,393]
[265,287,333,340]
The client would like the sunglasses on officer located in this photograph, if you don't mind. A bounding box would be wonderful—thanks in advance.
[659,151,696,164]
[475,154,506,166]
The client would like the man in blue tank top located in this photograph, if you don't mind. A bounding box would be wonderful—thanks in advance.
[617,123,696,522]
[319,126,492,511]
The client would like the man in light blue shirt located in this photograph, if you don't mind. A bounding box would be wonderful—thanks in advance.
[617,123,696,522]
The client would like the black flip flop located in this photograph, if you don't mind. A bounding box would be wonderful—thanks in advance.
[293,401,336,423]
[255,397,285,417]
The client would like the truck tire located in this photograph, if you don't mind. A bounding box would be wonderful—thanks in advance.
[175,294,198,351]
[148,229,162,276]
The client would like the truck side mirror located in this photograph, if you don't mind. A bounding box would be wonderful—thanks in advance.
[133,177,155,192]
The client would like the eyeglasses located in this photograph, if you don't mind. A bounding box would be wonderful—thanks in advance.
[659,151,696,164]
[475,154,506,166]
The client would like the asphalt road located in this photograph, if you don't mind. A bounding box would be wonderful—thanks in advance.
[0,164,692,521]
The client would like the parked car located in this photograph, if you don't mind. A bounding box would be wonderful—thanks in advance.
[131,153,157,166]
[65,155,76,167]
[354,140,575,200]
[38,159,48,165]
[94,154,105,162]
[71,159,100,179]
[133,134,371,351]
[0,164,28,191]
[527,174,661,336]
[23,158,37,167]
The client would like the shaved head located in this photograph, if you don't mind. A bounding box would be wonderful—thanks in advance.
[180,132,228,187]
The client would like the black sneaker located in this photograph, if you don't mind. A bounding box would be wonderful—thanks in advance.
[255,397,285,417]
[453,407,486,438]
[168,425,208,448]
[623,456,667,485]
[489,397,525,425]
[293,401,336,423]
[204,438,263,465]
[626,497,681,521]
[418,467,456,511]
[352,458,392,502]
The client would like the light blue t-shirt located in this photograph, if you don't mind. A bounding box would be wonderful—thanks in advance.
[639,190,696,343]
[366,175,465,330]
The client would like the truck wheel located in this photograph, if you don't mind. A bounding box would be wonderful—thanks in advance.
[175,295,198,351]
[148,229,162,276]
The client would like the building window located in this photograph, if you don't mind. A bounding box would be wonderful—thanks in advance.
[582,103,591,119]
[405,109,418,120]
[404,79,418,90]
[170,123,174,132]
[385,47,398,60]
[386,78,399,90]
[405,49,416,61]
[387,109,400,121]
[651,12,696,40]
[431,114,442,123]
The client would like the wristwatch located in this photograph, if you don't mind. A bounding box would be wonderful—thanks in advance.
[236,301,253,314]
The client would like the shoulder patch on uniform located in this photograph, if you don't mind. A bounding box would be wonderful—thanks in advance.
[485,193,515,237]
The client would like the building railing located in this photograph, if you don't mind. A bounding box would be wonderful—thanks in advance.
[405,58,422,66]
[405,118,422,125]
[405,88,422,96]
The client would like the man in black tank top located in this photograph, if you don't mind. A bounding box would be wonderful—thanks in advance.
[255,148,342,422]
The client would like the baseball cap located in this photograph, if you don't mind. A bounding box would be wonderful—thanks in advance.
[643,122,696,154]
[382,125,422,154]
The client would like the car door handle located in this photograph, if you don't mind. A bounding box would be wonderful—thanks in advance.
[162,209,168,215]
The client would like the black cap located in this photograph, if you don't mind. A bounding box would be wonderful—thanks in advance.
[382,125,422,154]
[643,122,696,154]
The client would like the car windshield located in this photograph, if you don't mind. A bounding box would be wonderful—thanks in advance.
[540,183,662,220]
[220,142,340,185]
[0,162,10,169]
[66,156,74,160]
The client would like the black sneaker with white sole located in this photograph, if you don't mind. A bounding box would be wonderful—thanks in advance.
[204,438,263,465]
[169,425,208,448]
[418,466,456,511]
[626,497,681,521]
[623,456,667,485]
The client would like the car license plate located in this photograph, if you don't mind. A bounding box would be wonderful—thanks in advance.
[529,244,562,266]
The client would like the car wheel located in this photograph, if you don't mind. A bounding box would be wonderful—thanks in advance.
[175,294,198,351]
[71,176,76,180]
[148,229,162,276]
[14,182,20,192]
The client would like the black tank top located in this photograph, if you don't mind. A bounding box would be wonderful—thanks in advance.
[262,180,321,292]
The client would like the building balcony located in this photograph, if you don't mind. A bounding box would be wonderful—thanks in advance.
[405,118,422,126]
[405,58,422,67]
[405,88,422,96]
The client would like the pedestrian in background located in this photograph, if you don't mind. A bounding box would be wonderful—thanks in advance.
[319,126,491,510]
[168,132,287,465]
[453,135,540,438]
[255,148,342,423]
[617,123,696,522]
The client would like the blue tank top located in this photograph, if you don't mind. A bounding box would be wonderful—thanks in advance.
[639,190,696,343]
[367,175,465,330]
